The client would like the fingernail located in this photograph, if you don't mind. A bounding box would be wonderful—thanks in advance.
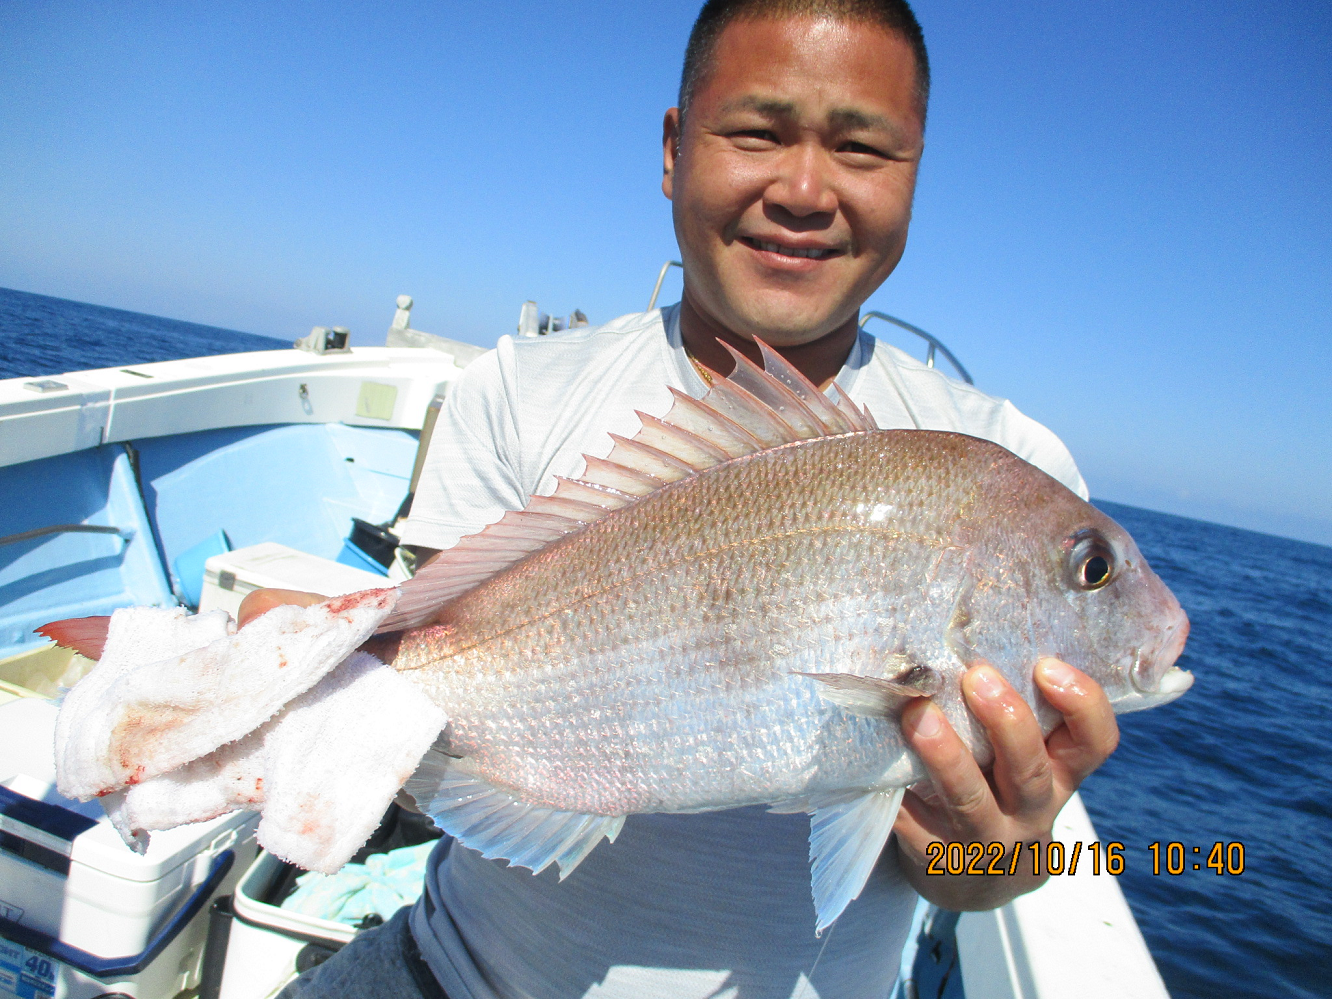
[969,665,1006,701]
[1039,658,1076,690]
[909,702,943,739]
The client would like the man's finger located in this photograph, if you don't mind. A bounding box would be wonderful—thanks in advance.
[892,790,947,859]
[900,699,1001,837]
[1034,658,1119,787]
[236,587,327,629]
[962,664,1054,818]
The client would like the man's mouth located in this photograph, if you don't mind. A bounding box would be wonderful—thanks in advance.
[741,237,840,260]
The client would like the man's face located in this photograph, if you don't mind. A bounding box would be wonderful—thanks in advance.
[663,17,924,347]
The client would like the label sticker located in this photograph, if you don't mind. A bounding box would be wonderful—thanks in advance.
[0,938,57,999]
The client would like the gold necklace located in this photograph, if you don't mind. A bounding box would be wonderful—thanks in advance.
[687,351,715,386]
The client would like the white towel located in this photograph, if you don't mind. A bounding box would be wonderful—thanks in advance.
[102,728,266,849]
[55,589,397,800]
[255,651,446,872]
[55,605,234,800]
[53,589,448,872]
[109,651,446,872]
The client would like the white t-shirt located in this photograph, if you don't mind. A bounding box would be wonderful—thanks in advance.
[400,304,1087,999]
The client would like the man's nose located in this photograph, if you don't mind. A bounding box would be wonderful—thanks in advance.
[766,143,838,218]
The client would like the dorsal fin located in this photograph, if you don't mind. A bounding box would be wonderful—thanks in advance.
[377,338,880,632]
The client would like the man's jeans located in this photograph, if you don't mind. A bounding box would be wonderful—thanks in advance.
[276,906,449,999]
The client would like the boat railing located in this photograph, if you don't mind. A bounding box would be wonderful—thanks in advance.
[859,311,974,385]
[0,524,133,548]
[647,260,683,312]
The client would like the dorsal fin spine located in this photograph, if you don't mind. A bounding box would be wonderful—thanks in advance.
[720,343,825,438]
[664,387,765,457]
[605,433,699,481]
[702,378,800,447]
[753,340,855,435]
[634,413,730,468]
[581,453,665,495]
[524,494,610,522]
[552,476,636,510]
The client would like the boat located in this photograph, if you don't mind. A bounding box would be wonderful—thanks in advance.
[0,273,1171,998]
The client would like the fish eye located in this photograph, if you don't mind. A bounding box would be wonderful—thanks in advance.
[1082,555,1110,588]
[1066,530,1116,591]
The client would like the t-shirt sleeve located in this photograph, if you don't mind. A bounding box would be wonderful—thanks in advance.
[397,343,526,551]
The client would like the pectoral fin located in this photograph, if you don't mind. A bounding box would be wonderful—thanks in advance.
[801,788,905,934]
[796,665,940,717]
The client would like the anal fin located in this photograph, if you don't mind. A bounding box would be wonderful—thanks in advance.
[406,749,623,879]
[805,788,905,934]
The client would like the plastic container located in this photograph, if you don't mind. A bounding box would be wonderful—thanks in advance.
[198,542,389,619]
[216,853,354,999]
[0,644,95,706]
[0,698,260,998]
[218,807,440,999]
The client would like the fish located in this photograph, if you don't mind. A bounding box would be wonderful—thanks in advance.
[42,341,1191,932]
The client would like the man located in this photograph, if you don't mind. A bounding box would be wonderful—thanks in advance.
[269,1,1120,995]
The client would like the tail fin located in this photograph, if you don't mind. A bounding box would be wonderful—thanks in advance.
[36,617,111,661]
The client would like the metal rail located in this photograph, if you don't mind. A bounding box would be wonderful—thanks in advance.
[647,260,683,312]
[0,524,133,548]
[859,311,974,385]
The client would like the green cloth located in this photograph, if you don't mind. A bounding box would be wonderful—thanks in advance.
[282,841,435,926]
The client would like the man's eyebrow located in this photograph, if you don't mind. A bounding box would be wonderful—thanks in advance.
[718,95,798,118]
[827,107,895,134]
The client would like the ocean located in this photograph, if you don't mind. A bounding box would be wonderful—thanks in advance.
[0,286,287,381]
[2,286,1328,997]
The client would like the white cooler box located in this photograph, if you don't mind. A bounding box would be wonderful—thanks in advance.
[217,852,357,999]
[199,543,389,620]
[0,697,259,999]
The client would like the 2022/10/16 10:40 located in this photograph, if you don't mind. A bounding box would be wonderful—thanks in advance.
[1149,841,1245,875]
[923,841,1247,877]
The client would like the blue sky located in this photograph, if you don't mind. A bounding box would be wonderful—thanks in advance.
[2,1,1329,545]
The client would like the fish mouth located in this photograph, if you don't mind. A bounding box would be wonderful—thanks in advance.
[1130,613,1189,693]
[1117,665,1193,715]
[1118,615,1192,713]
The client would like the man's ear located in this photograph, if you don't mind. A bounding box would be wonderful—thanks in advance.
[662,107,681,200]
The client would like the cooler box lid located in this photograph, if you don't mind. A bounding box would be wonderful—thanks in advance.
[200,542,387,613]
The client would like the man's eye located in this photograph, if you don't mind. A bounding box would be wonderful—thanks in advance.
[838,141,888,159]
[731,130,779,148]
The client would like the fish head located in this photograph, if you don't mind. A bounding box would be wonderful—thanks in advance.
[1040,502,1192,714]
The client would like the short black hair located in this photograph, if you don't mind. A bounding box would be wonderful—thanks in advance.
[678,0,929,124]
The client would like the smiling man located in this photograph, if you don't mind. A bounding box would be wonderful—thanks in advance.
[275,2,1120,997]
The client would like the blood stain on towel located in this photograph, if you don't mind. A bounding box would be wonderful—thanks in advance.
[111,702,196,780]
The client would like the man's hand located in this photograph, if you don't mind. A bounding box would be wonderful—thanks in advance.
[235,588,327,629]
[892,659,1119,910]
